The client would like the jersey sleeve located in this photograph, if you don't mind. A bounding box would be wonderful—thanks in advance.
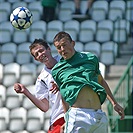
[35,80,49,100]
[52,66,62,89]
[86,52,101,75]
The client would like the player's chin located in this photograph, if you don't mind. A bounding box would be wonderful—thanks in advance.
[62,55,67,59]
[62,53,67,59]
[63,54,70,60]
[40,58,47,63]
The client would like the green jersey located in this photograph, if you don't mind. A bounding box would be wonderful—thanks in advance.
[52,52,107,106]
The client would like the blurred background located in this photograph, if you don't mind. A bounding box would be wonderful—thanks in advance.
[0,0,132,133]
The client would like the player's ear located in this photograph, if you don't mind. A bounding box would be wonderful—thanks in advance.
[47,47,51,51]
[47,47,52,53]
[33,56,37,61]
[72,41,75,46]
[31,53,37,60]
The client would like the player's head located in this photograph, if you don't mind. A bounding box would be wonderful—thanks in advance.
[29,39,49,53]
[53,31,73,43]
[53,31,75,60]
[29,39,52,63]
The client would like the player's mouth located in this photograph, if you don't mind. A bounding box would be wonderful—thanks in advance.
[62,52,67,56]
[40,54,48,62]
[62,52,69,59]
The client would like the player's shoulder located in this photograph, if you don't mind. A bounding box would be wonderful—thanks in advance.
[80,51,98,61]
[80,51,95,57]
[38,67,51,79]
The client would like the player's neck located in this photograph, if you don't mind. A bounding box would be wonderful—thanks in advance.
[45,58,57,69]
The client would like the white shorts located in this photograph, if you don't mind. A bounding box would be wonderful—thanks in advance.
[64,107,108,133]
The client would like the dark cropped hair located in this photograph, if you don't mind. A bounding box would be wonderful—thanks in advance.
[29,39,49,53]
[53,31,73,44]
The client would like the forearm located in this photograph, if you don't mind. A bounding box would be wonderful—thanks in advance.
[102,80,117,105]
[98,75,125,119]
[98,75,117,105]
[24,89,49,112]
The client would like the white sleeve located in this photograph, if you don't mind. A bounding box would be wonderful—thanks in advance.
[35,79,49,100]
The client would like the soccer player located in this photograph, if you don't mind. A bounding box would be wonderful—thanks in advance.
[14,39,67,133]
[52,31,125,133]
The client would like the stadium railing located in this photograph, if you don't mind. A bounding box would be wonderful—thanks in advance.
[107,56,133,132]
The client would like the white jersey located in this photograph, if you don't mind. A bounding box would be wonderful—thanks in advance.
[35,55,64,125]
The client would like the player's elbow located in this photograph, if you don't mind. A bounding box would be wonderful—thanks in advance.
[39,105,49,112]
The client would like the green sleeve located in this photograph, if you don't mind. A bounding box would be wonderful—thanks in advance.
[86,53,101,75]
[94,54,101,75]
[52,67,62,89]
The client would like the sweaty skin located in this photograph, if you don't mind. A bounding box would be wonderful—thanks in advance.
[72,86,101,109]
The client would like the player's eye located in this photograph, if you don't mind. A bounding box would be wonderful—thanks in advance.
[34,53,38,58]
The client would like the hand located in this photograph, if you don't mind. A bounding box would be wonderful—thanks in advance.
[113,103,125,120]
[50,81,59,94]
[14,83,25,93]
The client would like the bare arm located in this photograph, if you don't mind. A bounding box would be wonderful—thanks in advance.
[14,83,49,112]
[98,74,125,120]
